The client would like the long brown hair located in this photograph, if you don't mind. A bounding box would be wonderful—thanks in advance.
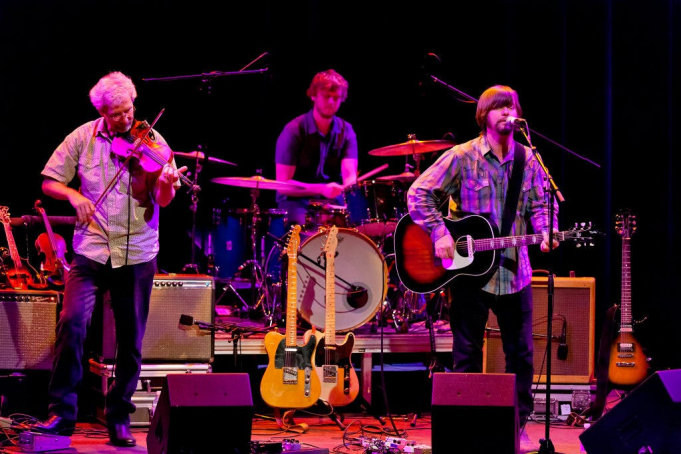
[475,85,522,132]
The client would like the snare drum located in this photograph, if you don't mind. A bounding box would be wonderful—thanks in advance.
[343,180,407,237]
[305,202,348,229]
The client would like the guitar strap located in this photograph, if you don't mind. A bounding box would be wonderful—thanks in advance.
[498,144,525,273]
[501,143,526,237]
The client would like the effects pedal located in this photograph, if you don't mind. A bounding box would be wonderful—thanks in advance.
[18,432,71,452]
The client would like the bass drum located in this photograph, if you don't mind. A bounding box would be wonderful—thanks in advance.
[296,228,387,332]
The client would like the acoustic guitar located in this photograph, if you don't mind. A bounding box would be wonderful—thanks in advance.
[305,226,359,406]
[260,225,321,409]
[393,213,600,293]
[0,206,46,290]
[608,209,648,387]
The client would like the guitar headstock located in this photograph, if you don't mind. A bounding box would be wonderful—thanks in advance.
[0,206,10,225]
[566,221,603,248]
[323,225,338,258]
[286,224,302,258]
[615,209,636,239]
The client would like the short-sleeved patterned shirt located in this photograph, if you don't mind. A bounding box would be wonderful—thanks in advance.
[42,117,176,268]
[407,135,558,295]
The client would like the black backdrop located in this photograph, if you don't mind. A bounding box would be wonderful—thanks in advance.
[1,0,680,368]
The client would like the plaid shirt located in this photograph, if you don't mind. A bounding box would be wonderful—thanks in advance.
[42,118,176,268]
[407,135,558,295]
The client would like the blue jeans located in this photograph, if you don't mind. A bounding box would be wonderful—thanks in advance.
[448,284,534,426]
[47,254,156,424]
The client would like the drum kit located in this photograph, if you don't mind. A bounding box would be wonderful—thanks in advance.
[199,135,455,331]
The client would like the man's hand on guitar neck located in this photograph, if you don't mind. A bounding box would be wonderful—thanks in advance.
[540,232,560,253]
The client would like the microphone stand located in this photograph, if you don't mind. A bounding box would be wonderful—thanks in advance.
[516,121,564,454]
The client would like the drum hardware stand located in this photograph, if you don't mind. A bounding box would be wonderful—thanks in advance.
[181,149,205,274]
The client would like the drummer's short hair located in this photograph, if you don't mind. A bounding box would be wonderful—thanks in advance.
[475,85,523,131]
[307,69,349,102]
[89,71,137,112]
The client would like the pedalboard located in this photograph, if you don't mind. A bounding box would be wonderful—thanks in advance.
[18,431,71,452]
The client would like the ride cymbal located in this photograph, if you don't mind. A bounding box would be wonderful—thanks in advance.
[211,175,304,191]
[368,139,455,157]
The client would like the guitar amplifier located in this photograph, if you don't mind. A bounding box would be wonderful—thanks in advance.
[0,289,61,370]
[96,274,215,363]
[484,276,596,383]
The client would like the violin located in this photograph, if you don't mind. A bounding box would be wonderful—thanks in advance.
[110,116,195,189]
[34,200,69,287]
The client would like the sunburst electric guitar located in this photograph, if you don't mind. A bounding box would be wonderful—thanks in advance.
[305,226,359,406]
[608,210,648,387]
[260,225,321,409]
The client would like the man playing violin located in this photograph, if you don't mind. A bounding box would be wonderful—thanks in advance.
[30,71,186,447]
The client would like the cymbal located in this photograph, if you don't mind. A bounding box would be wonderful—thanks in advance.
[174,151,237,166]
[211,175,304,191]
[368,139,455,157]
[376,172,417,183]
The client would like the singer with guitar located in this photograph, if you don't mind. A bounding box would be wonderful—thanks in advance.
[405,85,558,453]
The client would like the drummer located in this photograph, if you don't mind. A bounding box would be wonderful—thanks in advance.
[274,69,358,227]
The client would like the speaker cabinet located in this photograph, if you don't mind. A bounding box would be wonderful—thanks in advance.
[484,276,595,383]
[98,274,214,363]
[147,373,253,454]
[579,369,681,454]
[431,372,518,454]
[0,290,60,370]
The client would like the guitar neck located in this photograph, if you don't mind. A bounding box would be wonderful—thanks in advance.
[2,222,27,272]
[286,255,298,347]
[475,230,566,252]
[325,254,336,346]
[620,238,632,329]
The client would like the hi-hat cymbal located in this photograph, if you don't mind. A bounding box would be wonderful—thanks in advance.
[174,151,237,166]
[211,175,304,191]
[376,172,417,183]
[368,139,455,157]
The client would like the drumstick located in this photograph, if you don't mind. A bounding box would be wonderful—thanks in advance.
[356,163,389,182]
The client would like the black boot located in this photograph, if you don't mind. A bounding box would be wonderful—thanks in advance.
[29,415,76,436]
[107,422,136,447]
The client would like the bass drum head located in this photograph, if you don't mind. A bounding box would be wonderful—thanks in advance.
[297,228,387,332]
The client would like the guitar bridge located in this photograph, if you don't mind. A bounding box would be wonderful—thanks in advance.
[283,367,298,384]
[322,365,337,383]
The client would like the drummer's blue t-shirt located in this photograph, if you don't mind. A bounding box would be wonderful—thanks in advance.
[274,110,358,211]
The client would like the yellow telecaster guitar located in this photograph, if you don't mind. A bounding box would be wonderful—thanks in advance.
[260,225,321,409]
[306,226,359,406]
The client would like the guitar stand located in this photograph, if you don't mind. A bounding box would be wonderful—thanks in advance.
[272,409,310,434]
[316,399,346,430]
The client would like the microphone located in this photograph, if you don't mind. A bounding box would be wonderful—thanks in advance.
[178,314,195,330]
[557,319,568,361]
[506,116,527,129]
